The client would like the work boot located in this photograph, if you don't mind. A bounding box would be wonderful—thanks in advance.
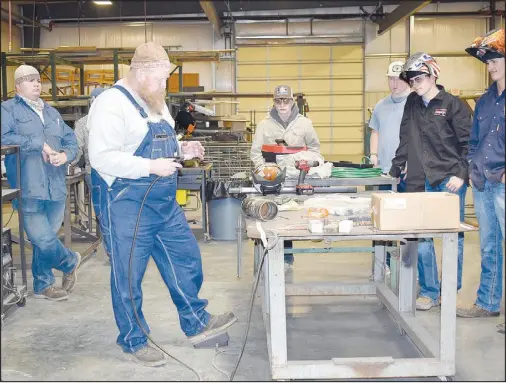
[188,312,237,345]
[497,323,505,334]
[34,285,69,301]
[416,296,439,311]
[456,304,500,318]
[125,344,167,367]
[62,252,81,293]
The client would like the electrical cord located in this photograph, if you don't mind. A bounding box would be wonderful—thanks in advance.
[3,210,15,227]
[128,175,202,381]
[229,235,279,381]
[331,167,383,178]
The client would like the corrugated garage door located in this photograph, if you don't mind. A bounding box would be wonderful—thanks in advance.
[237,44,364,163]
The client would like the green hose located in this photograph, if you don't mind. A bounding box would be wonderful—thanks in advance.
[331,167,383,178]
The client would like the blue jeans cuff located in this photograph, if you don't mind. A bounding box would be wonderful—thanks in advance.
[118,339,148,354]
[475,300,499,313]
[184,311,211,337]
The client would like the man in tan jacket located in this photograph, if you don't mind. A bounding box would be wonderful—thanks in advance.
[250,85,320,169]
[250,85,321,269]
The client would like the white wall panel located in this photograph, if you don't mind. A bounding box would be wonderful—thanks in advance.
[412,18,487,53]
[433,56,486,94]
[365,21,407,54]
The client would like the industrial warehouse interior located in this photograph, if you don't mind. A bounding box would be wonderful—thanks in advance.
[1,0,505,381]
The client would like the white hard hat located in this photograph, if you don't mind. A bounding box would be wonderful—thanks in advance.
[386,61,405,77]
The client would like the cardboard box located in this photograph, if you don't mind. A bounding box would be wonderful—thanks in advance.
[371,192,460,231]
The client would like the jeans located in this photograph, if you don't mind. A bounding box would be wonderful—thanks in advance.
[98,175,210,353]
[473,180,505,312]
[21,198,78,294]
[418,178,467,303]
[285,240,294,265]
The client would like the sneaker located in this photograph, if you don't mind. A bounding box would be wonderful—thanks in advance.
[456,304,500,318]
[416,296,439,311]
[62,252,81,293]
[125,344,167,367]
[497,323,505,334]
[188,312,237,345]
[34,285,69,301]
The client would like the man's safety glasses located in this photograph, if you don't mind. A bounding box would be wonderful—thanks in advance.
[274,98,292,105]
[409,74,429,86]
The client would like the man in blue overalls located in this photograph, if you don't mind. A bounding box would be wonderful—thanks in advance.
[88,42,236,367]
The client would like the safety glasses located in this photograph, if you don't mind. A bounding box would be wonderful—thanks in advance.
[274,98,292,105]
[409,74,429,86]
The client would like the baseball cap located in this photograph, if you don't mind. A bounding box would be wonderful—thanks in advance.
[130,42,170,70]
[273,85,293,99]
[14,65,40,85]
[386,61,404,77]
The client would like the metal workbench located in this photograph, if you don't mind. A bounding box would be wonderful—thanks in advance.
[235,176,398,276]
[63,173,101,264]
[243,210,476,381]
[1,145,28,320]
[178,164,212,240]
[282,174,398,191]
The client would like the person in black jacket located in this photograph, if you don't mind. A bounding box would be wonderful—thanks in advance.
[174,101,196,137]
[389,52,472,311]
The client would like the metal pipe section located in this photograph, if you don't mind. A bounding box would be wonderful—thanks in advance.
[228,186,358,194]
[241,198,278,221]
[42,11,495,25]
[8,1,12,52]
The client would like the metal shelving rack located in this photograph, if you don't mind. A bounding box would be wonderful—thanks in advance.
[1,47,235,101]
[1,145,28,322]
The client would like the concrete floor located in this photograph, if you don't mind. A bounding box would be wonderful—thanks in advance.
[1,210,505,381]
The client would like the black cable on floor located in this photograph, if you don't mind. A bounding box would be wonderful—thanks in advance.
[229,247,269,381]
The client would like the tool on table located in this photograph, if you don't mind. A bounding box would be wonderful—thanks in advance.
[295,160,319,195]
[251,164,286,195]
[261,140,307,163]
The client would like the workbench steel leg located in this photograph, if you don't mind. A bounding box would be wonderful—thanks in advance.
[254,240,264,275]
[201,169,208,237]
[262,244,270,316]
[390,246,400,295]
[87,182,93,233]
[398,239,418,314]
[267,239,288,367]
[237,213,243,278]
[373,241,386,282]
[64,185,72,249]
[440,233,458,375]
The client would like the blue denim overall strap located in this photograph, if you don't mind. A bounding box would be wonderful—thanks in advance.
[113,85,181,168]
[95,84,210,353]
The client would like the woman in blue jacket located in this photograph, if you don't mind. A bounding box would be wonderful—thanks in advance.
[1,65,80,301]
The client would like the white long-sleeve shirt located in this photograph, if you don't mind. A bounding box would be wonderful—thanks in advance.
[88,79,175,187]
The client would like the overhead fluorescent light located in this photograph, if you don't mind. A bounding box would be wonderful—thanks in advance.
[93,1,112,5]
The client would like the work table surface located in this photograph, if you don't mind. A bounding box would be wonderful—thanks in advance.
[244,209,477,240]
